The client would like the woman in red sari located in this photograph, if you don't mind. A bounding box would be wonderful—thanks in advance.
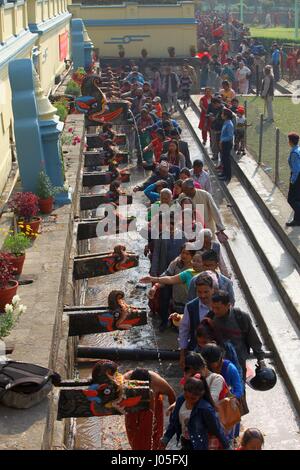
[198,87,212,146]
[124,368,176,450]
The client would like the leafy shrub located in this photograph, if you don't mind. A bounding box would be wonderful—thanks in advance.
[0,253,14,289]
[8,192,39,221]
[3,233,31,256]
[65,80,81,97]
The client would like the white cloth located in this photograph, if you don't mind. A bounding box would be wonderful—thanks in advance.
[179,401,192,439]
[206,372,226,404]
[236,66,251,94]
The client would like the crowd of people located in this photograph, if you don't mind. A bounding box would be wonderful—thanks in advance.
[91,10,300,449]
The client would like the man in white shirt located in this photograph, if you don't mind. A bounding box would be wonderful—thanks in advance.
[190,159,212,193]
[178,179,226,237]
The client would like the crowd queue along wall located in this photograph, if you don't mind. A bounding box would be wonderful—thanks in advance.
[69,1,197,59]
[0,0,71,196]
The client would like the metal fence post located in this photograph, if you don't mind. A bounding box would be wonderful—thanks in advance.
[275,128,280,185]
[256,64,260,96]
[258,114,264,164]
[244,100,248,148]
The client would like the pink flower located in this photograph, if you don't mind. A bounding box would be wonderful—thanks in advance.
[68,128,73,133]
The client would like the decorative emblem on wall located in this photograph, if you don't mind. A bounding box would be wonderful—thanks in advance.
[104,35,150,45]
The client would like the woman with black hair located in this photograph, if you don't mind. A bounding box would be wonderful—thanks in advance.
[123,368,176,450]
[161,376,230,450]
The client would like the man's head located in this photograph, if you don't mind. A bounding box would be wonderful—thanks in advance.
[160,188,173,206]
[211,97,222,108]
[264,65,272,76]
[195,274,214,306]
[202,249,219,272]
[192,253,203,273]
[143,82,151,91]
[193,159,204,176]
[222,80,230,90]
[222,108,233,121]
[170,128,180,140]
[179,168,191,181]
[200,343,224,374]
[288,132,299,147]
[211,290,231,317]
[158,160,170,176]
[182,178,196,198]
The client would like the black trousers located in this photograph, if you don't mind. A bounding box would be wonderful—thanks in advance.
[288,174,300,222]
[221,140,233,181]
[159,285,172,325]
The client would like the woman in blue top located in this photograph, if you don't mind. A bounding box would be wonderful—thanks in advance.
[219,108,234,183]
[160,376,230,450]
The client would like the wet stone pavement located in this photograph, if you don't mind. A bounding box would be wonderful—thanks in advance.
[74,116,300,450]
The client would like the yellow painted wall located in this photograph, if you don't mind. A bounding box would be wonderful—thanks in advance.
[0,1,71,194]
[69,2,197,58]
[37,22,70,93]
[3,9,14,42]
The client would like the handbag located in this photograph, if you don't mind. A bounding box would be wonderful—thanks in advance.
[217,395,241,431]
[238,393,249,416]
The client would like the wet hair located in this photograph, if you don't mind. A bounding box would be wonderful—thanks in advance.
[201,249,218,263]
[288,132,299,146]
[130,368,151,382]
[185,351,206,370]
[240,428,264,448]
[200,343,224,365]
[156,180,168,189]
[180,196,193,206]
[175,179,183,188]
[211,290,231,305]
[193,159,204,168]
[184,376,216,409]
[179,168,191,178]
[196,318,223,345]
[195,274,214,288]
[222,80,230,87]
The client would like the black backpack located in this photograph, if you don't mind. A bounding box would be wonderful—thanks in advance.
[0,361,61,409]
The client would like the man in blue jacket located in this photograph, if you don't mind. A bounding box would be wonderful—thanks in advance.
[271,43,280,82]
[287,132,300,227]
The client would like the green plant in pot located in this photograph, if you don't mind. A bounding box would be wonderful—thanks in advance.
[35,171,63,214]
[0,253,18,313]
[8,192,40,239]
[2,232,31,276]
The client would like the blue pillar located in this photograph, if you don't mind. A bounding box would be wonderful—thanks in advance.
[71,19,85,70]
[8,59,45,193]
[39,118,71,205]
[84,40,94,71]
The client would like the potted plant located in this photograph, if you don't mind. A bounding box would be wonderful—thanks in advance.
[118,45,125,58]
[35,171,63,214]
[0,253,18,313]
[8,192,41,239]
[65,79,81,97]
[0,295,26,338]
[2,232,31,275]
[168,46,176,58]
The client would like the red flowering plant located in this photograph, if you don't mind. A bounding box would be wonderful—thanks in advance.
[0,253,14,289]
[8,192,39,222]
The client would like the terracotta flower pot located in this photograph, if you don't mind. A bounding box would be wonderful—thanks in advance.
[0,280,18,313]
[9,254,26,276]
[18,217,42,239]
[39,197,54,214]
